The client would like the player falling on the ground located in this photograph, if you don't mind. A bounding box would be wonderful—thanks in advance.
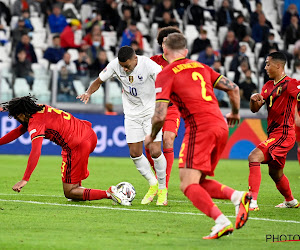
[145,33,251,239]
[248,51,300,210]
[77,46,168,206]
[144,26,182,191]
[0,96,125,204]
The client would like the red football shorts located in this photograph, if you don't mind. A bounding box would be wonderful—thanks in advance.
[163,105,180,135]
[295,124,300,142]
[61,132,97,184]
[178,125,228,176]
[257,134,295,168]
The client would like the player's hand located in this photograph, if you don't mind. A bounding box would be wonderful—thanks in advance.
[76,92,91,104]
[12,180,28,192]
[226,113,240,128]
[144,135,154,148]
[250,93,265,103]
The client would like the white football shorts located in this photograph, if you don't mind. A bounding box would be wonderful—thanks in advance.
[124,114,162,143]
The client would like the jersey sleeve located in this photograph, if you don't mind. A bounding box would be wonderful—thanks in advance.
[22,137,43,181]
[260,84,267,99]
[28,120,46,141]
[155,70,173,103]
[147,57,162,81]
[99,59,116,82]
[0,124,27,145]
[206,65,222,87]
[287,79,300,100]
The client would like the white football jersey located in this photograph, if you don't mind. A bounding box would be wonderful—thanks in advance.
[99,56,162,118]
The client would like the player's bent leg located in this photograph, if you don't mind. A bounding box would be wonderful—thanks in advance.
[163,131,176,189]
[180,169,233,239]
[268,166,299,208]
[63,183,111,201]
[248,147,265,211]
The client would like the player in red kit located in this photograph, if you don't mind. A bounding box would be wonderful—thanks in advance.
[0,96,126,205]
[248,52,300,210]
[145,33,251,239]
[145,26,181,190]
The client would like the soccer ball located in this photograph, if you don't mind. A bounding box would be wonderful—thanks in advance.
[116,182,136,204]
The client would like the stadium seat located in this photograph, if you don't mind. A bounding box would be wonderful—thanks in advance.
[13,78,31,97]
[254,42,262,62]
[142,37,153,57]
[107,81,122,105]
[224,55,234,74]
[102,31,117,51]
[0,46,10,63]
[67,49,79,61]
[80,4,92,23]
[227,71,235,81]
[0,78,13,102]
[184,25,199,51]
[73,80,85,95]
[30,17,44,31]
[90,84,104,104]
[218,26,228,47]
[32,79,51,103]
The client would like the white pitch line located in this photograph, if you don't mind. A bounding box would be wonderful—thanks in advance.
[0,193,276,206]
[0,198,299,224]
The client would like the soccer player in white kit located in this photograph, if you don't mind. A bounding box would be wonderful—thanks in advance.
[77,46,168,205]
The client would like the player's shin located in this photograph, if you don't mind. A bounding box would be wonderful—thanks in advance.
[152,153,167,189]
[248,162,261,200]
[131,154,157,186]
[163,148,174,188]
[275,174,294,201]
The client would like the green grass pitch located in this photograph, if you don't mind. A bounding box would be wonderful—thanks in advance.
[0,155,299,249]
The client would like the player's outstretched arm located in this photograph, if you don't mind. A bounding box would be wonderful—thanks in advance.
[215,76,240,127]
[0,125,27,145]
[13,137,44,193]
[250,93,265,113]
[76,77,103,104]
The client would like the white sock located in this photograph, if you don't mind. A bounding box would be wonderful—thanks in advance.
[215,214,231,225]
[152,153,167,189]
[231,190,244,206]
[131,154,157,186]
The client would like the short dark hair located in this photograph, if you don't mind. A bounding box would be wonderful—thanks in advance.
[268,51,287,65]
[118,46,135,62]
[53,35,60,40]
[157,26,181,47]
[164,33,187,50]
[1,95,44,119]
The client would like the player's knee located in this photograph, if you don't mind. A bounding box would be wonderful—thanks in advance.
[64,190,72,199]
[163,136,174,149]
[180,182,187,193]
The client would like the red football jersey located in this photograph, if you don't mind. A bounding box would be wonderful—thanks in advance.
[150,54,169,68]
[156,58,225,127]
[151,54,180,114]
[261,75,300,136]
[28,105,93,150]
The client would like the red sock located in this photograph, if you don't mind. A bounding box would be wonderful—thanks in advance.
[184,184,222,220]
[297,147,300,166]
[83,189,110,201]
[275,175,294,202]
[145,148,155,172]
[248,162,261,200]
[201,179,235,200]
[163,148,174,188]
